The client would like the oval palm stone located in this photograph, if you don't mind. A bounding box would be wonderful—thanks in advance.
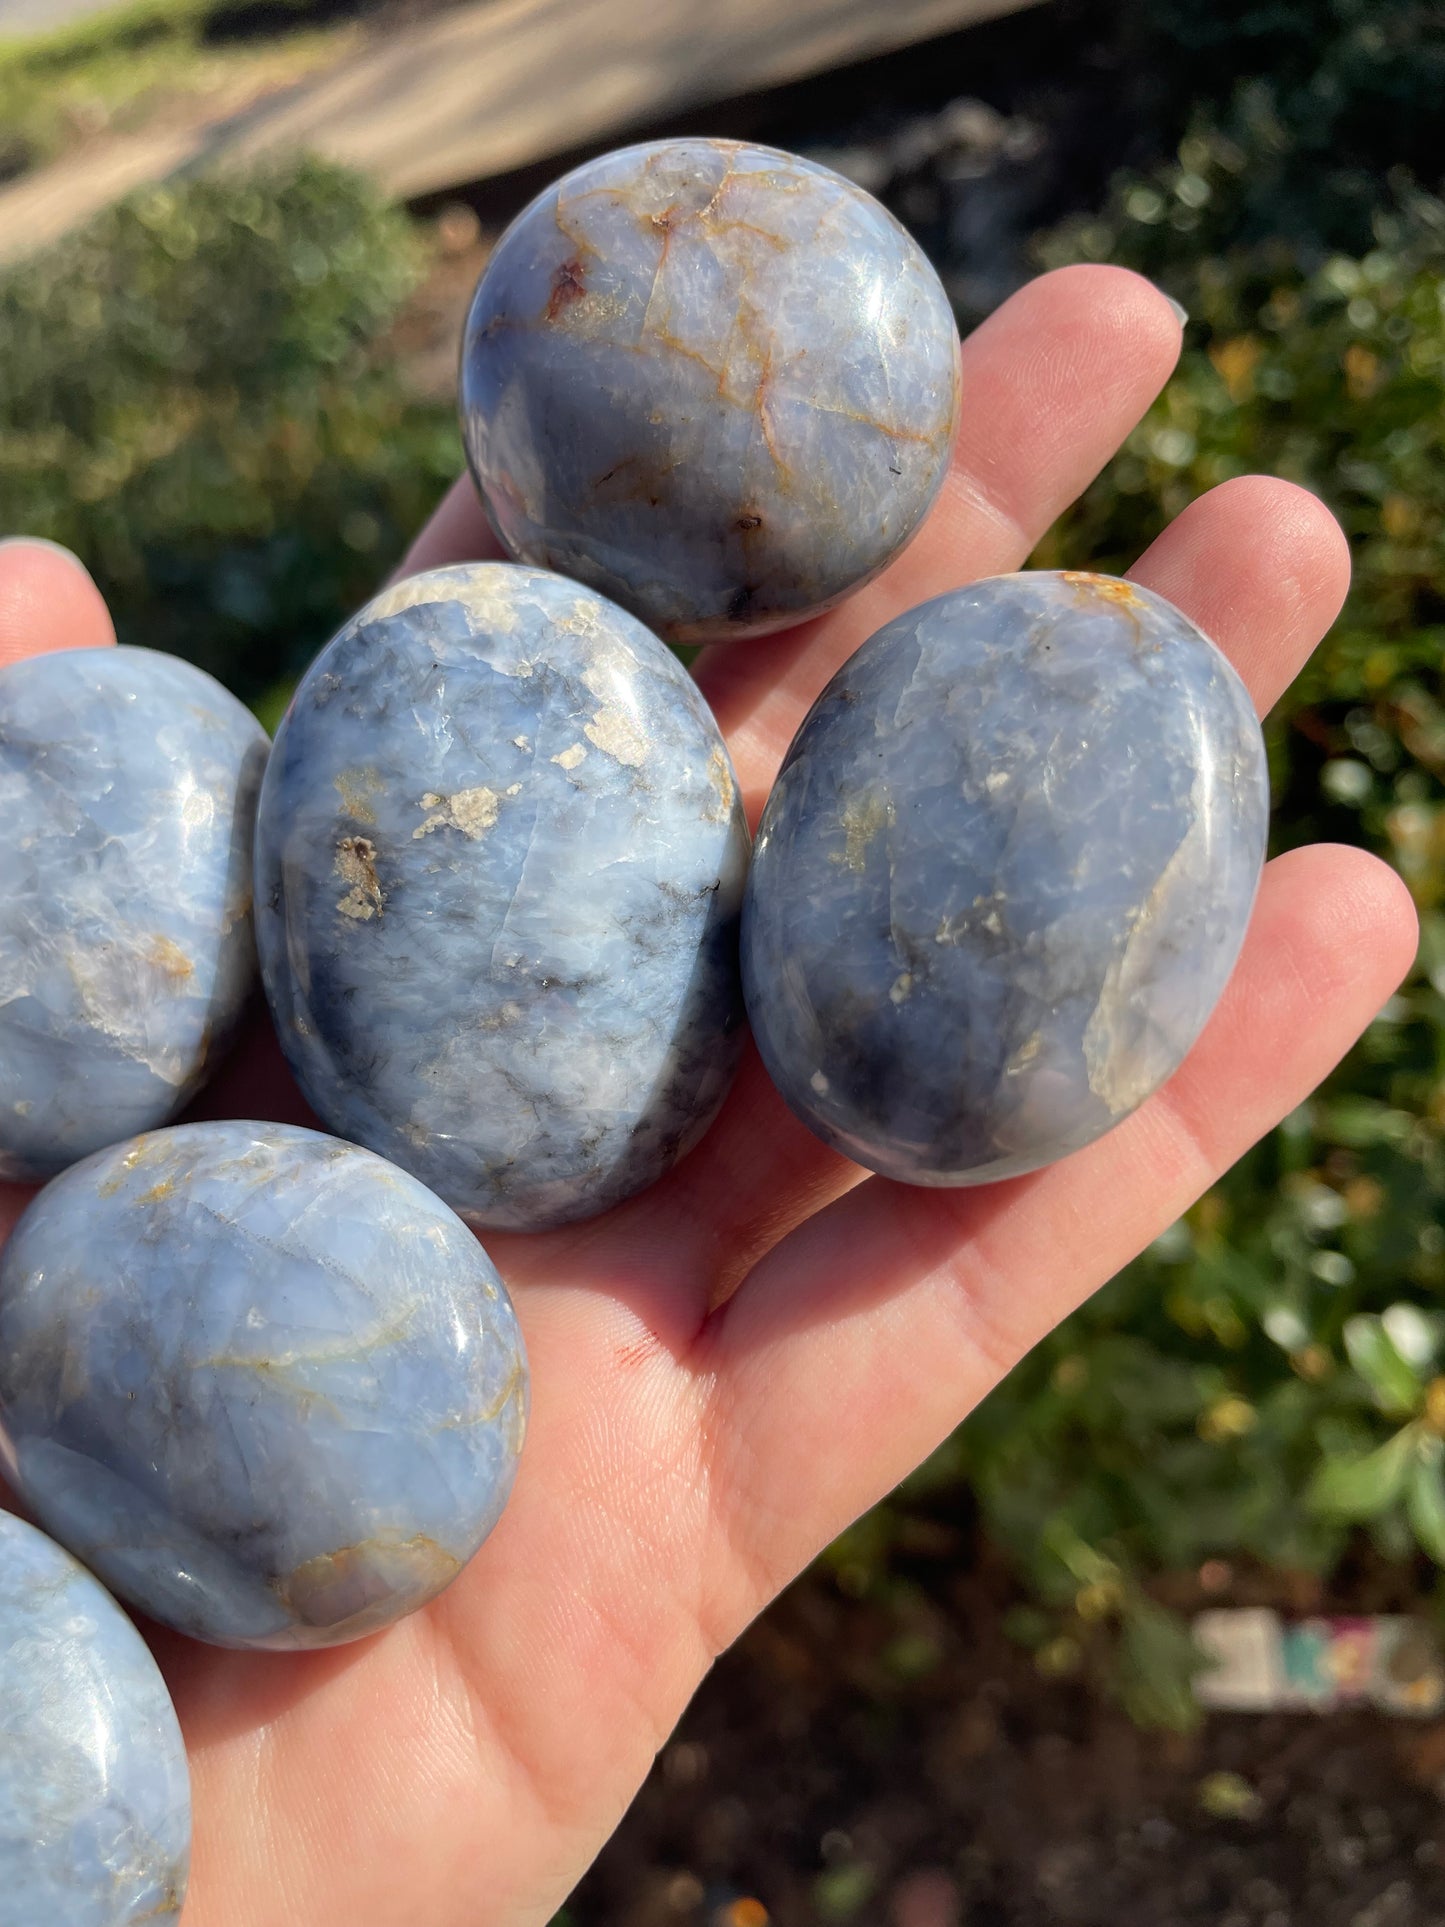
[0,645,268,1182]
[254,564,749,1231]
[0,1122,527,1650]
[742,571,1269,1183]
[0,1510,190,1925]
[459,137,961,642]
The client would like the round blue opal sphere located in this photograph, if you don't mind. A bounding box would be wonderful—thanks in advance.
[0,645,269,1183]
[0,1509,190,1924]
[742,571,1270,1184]
[0,1121,528,1650]
[459,138,962,643]
[254,563,750,1231]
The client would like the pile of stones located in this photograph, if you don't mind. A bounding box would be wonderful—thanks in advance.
[0,137,1264,1920]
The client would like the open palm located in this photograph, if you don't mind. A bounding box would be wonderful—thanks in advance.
[0,265,1418,1927]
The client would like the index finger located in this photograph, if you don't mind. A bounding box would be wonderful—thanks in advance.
[0,538,116,667]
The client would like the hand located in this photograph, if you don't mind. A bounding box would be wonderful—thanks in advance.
[0,266,1417,1927]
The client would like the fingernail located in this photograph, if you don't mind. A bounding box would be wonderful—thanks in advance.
[0,536,92,575]
[1162,294,1189,328]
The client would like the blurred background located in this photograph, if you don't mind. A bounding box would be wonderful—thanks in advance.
[1,0,1443,1920]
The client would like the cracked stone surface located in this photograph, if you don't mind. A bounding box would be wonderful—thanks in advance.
[742,571,1269,1184]
[0,645,269,1182]
[254,563,750,1231]
[0,1510,190,1925]
[0,1121,528,1650]
[459,137,961,643]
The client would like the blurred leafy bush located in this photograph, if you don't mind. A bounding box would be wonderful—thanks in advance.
[0,155,457,709]
[939,146,1445,1723]
[1118,0,1445,256]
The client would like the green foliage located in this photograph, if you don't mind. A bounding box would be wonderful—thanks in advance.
[1308,1419,1419,1517]
[813,1861,878,1920]
[949,138,1445,1723]
[1116,1592,1210,1731]
[0,156,457,703]
[0,0,353,182]
[1196,1769,1262,1820]
[1118,0,1445,255]
[1405,1442,1445,1562]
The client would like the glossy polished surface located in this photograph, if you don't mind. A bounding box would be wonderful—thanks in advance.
[743,571,1269,1184]
[0,1122,528,1649]
[255,564,749,1231]
[0,1510,190,1924]
[460,138,961,643]
[0,645,268,1182]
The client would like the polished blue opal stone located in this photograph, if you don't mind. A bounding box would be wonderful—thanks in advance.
[742,572,1269,1184]
[0,646,269,1183]
[254,564,749,1231]
[0,1121,528,1650]
[459,138,961,643]
[0,1510,190,1924]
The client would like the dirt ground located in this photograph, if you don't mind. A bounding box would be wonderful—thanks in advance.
[567,1544,1445,1927]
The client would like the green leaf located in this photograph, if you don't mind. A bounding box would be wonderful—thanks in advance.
[1308,1423,1419,1519]
[1384,1302,1443,1372]
[1406,1449,1445,1565]
[814,1864,877,1920]
[1114,1595,1206,1733]
[1318,1098,1415,1150]
[1197,1770,1262,1821]
[1001,1604,1054,1650]
[1344,1315,1423,1416]
[1040,1518,1120,1590]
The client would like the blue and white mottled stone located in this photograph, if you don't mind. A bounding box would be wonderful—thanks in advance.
[254,564,749,1231]
[0,1509,190,1925]
[459,138,961,643]
[0,645,269,1183]
[0,1121,528,1650]
[742,572,1269,1184]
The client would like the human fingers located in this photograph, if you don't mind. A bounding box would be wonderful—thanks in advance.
[1127,472,1351,715]
[701,844,1417,1596]
[0,537,115,668]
